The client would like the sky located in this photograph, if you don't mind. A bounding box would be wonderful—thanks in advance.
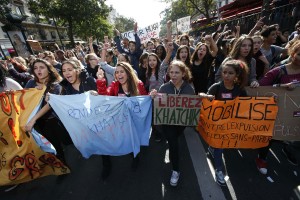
[105,0,170,28]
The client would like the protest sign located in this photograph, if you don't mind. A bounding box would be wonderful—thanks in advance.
[153,94,202,126]
[177,16,191,33]
[121,22,160,44]
[0,88,69,186]
[48,93,152,158]
[198,97,278,148]
[246,86,300,141]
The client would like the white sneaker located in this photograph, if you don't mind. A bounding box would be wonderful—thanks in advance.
[170,170,180,187]
[215,170,226,186]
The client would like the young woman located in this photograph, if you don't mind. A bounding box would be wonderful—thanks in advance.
[190,35,218,94]
[150,60,195,187]
[215,35,259,88]
[200,59,249,186]
[175,45,192,69]
[252,35,270,80]
[256,40,300,174]
[60,60,97,94]
[155,44,167,62]
[96,61,147,180]
[24,59,68,164]
[138,52,149,85]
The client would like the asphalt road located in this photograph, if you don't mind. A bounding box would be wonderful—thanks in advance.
[1,127,300,200]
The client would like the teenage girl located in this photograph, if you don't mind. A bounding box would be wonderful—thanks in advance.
[200,59,249,186]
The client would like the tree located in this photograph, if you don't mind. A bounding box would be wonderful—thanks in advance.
[161,0,217,26]
[114,16,135,33]
[28,0,112,47]
[0,0,11,24]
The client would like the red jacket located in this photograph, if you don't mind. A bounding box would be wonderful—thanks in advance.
[96,79,148,96]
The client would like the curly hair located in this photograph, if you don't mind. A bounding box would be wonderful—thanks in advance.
[169,60,193,82]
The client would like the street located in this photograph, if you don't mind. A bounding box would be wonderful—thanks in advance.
[1,127,300,200]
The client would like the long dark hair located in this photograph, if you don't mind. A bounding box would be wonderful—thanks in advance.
[116,62,140,96]
[30,59,62,88]
[229,35,253,65]
[175,45,191,68]
[146,53,161,81]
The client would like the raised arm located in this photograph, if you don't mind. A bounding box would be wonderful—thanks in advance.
[205,35,218,57]
[248,17,264,37]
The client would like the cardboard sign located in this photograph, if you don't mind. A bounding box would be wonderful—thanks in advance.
[121,22,160,44]
[0,89,69,186]
[198,97,278,148]
[27,40,43,52]
[246,86,300,141]
[177,16,191,33]
[153,94,202,126]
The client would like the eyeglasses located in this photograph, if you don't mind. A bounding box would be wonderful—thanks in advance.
[89,58,98,61]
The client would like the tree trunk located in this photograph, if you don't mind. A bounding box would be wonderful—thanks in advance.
[67,18,75,48]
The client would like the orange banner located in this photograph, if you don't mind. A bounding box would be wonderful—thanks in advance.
[198,97,278,148]
[0,89,70,186]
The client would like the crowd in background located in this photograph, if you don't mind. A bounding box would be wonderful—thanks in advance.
[1,16,300,190]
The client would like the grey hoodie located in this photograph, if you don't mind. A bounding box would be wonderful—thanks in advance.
[158,81,195,95]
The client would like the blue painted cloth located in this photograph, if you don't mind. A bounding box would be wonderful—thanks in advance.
[48,92,152,158]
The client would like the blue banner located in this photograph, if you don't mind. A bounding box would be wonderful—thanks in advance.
[48,93,152,158]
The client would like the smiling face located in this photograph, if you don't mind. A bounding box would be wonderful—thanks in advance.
[88,55,98,67]
[118,54,127,62]
[62,63,79,84]
[115,65,128,85]
[239,39,252,58]
[267,30,277,44]
[148,55,158,70]
[33,62,49,83]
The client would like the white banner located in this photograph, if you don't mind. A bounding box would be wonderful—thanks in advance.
[177,16,191,33]
[121,22,160,44]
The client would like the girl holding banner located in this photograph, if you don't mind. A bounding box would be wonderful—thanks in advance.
[96,61,147,180]
[199,59,249,186]
[24,59,69,165]
[150,60,194,187]
[256,40,300,174]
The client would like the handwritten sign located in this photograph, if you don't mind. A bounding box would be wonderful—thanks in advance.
[48,93,152,158]
[246,86,300,141]
[121,22,160,44]
[0,89,70,186]
[198,97,278,149]
[153,94,201,126]
[177,16,191,33]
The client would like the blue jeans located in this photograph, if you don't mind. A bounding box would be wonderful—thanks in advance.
[213,147,223,171]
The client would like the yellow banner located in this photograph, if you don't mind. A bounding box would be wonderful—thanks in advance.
[198,97,278,148]
[0,88,70,186]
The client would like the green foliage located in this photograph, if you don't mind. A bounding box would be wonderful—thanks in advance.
[27,0,111,47]
[114,16,135,33]
[159,0,217,36]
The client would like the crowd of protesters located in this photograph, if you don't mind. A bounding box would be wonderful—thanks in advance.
[1,15,300,192]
